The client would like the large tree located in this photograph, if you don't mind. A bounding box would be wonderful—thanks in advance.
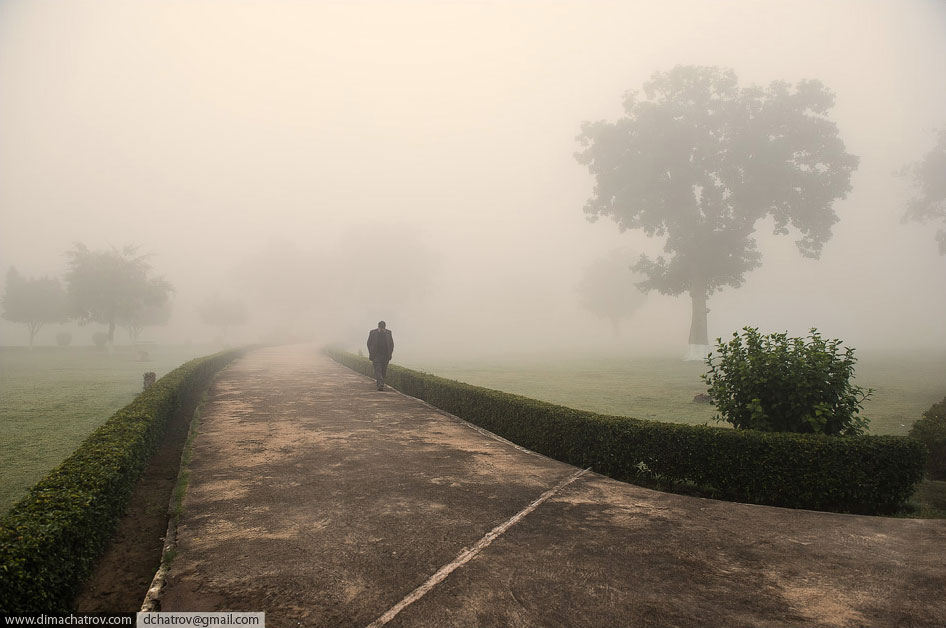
[901,127,946,255]
[65,244,173,345]
[576,66,858,357]
[1,267,70,347]
[577,248,647,337]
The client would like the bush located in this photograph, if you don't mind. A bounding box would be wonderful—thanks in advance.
[326,348,924,515]
[55,332,72,347]
[91,331,108,349]
[703,327,871,435]
[909,396,946,480]
[0,347,247,613]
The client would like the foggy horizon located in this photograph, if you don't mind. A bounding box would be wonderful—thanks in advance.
[1,0,944,362]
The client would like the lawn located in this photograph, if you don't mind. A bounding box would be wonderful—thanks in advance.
[401,349,946,436]
[0,345,215,512]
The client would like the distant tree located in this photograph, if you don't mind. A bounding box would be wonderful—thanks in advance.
[1,267,70,347]
[576,66,859,357]
[198,295,248,341]
[232,229,439,338]
[901,127,946,255]
[122,298,172,344]
[232,238,320,318]
[65,244,173,345]
[577,249,648,336]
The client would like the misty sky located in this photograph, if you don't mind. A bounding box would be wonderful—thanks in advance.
[1,0,944,358]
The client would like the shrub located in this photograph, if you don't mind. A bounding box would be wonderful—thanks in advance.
[909,396,946,480]
[0,347,247,613]
[91,331,108,349]
[326,348,924,515]
[702,327,871,435]
[55,332,72,347]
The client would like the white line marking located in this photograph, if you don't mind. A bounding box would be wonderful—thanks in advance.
[365,467,590,628]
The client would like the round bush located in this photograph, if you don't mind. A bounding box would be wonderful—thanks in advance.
[909,397,946,480]
[55,331,72,347]
[703,327,871,435]
[91,331,108,349]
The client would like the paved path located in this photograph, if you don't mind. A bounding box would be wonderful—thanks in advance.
[159,346,946,627]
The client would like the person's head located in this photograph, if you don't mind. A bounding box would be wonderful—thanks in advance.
[378,321,386,330]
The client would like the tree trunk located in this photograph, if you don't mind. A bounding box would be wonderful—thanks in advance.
[107,320,115,345]
[28,321,39,349]
[610,316,621,338]
[688,288,709,346]
[684,288,711,361]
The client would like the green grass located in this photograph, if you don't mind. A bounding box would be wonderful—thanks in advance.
[0,344,216,513]
[403,349,946,436]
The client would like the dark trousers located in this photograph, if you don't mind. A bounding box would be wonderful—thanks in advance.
[372,359,390,389]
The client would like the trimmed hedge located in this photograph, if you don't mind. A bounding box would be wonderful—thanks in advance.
[328,349,925,515]
[909,396,946,480]
[0,347,247,613]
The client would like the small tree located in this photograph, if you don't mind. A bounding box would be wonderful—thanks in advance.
[702,327,871,435]
[1,267,70,347]
[577,249,648,336]
[198,295,248,342]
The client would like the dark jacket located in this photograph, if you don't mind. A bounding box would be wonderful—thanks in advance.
[367,328,394,362]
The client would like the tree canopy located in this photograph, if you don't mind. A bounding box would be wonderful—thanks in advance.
[576,66,858,350]
[902,127,946,255]
[1,267,70,347]
[65,244,173,344]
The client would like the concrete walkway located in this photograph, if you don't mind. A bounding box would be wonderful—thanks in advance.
[159,346,946,627]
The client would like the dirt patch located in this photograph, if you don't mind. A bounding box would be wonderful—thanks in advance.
[73,378,211,612]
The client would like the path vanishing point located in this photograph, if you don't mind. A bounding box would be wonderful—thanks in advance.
[154,345,945,627]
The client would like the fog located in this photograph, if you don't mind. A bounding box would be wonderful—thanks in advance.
[1,0,944,362]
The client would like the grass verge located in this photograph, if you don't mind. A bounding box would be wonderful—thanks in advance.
[0,347,248,613]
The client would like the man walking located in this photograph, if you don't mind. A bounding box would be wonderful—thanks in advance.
[366,321,394,391]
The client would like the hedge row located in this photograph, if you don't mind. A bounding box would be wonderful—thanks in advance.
[0,347,247,613]
[328,349,925,515]
[909,396,946,480]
